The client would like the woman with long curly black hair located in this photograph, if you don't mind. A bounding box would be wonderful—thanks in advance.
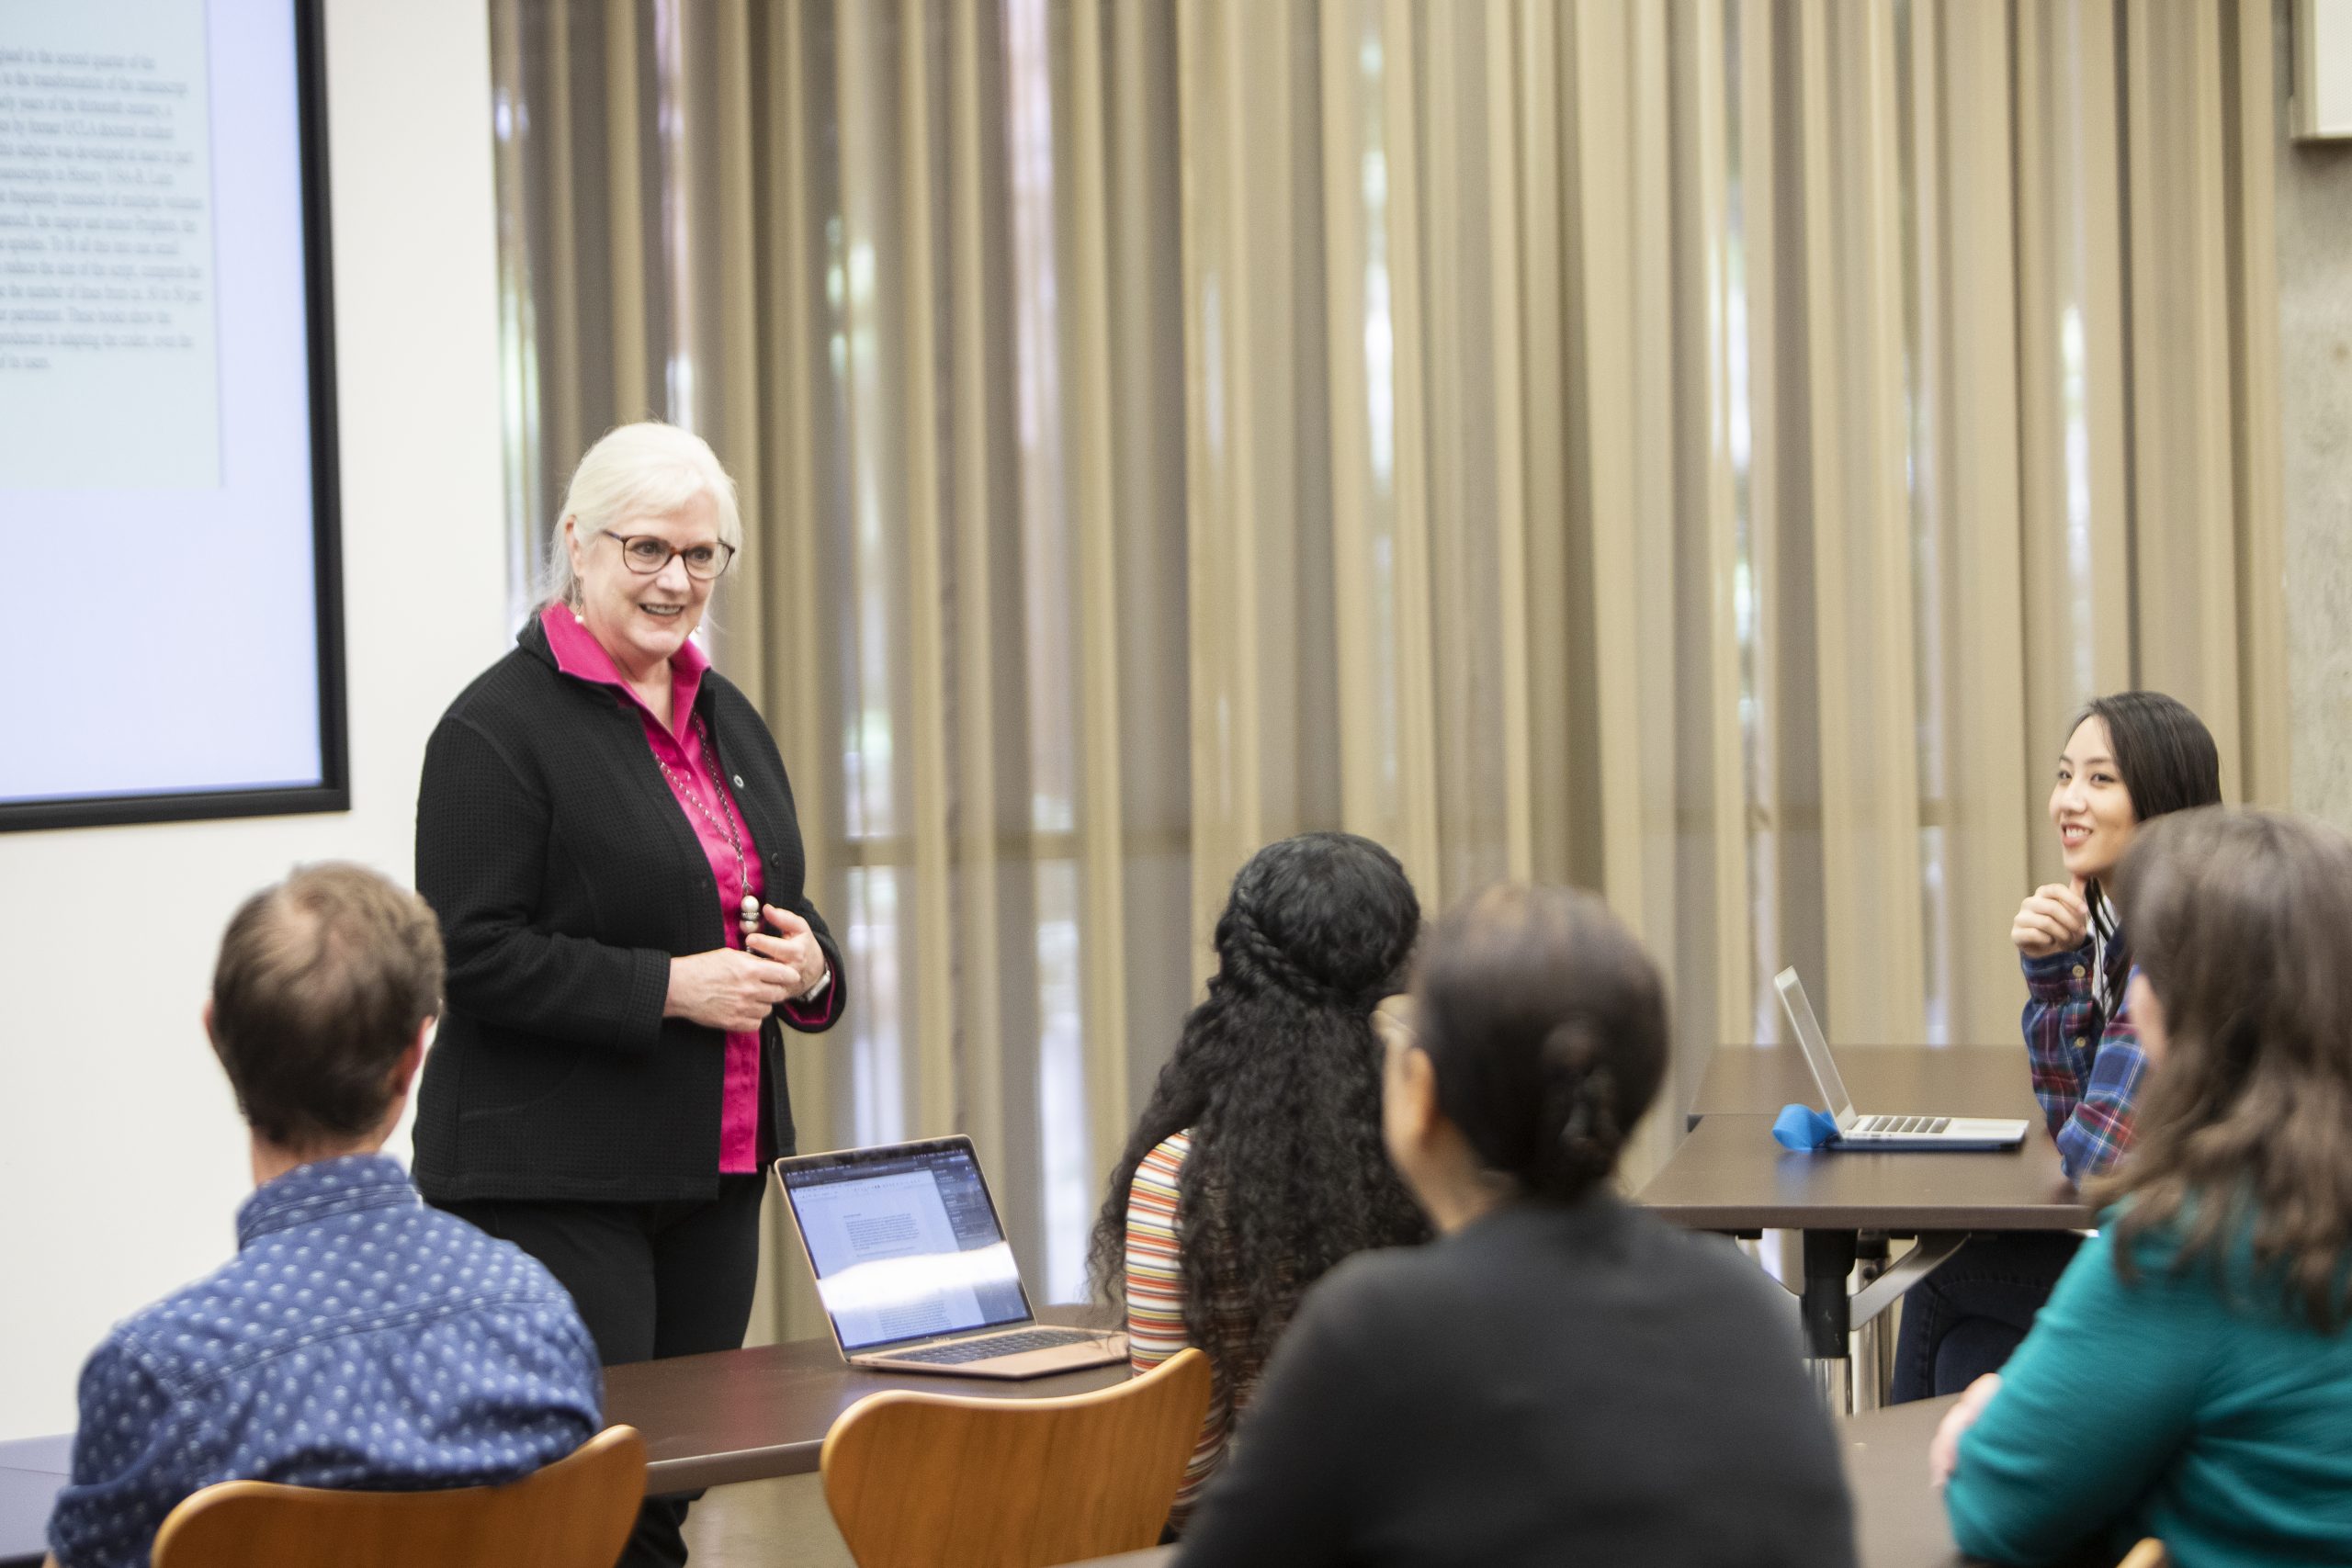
[1090,831,1430,1529]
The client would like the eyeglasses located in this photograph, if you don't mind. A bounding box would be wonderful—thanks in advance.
[604,532,736,581]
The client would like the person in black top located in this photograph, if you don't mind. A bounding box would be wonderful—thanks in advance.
[413,423,843,1568]
[1175,885,1856,1568]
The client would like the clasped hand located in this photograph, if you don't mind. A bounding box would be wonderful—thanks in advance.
[2010,878,2090,960]
[664,905,828,1032]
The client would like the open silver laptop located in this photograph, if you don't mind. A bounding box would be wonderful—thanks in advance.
[775,1135,1126,1379]
[1774,968,2029,1150]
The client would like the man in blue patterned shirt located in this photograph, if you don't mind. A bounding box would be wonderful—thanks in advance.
[46,864,604,1568]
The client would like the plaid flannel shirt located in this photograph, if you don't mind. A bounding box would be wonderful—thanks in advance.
[2021,943,2143,1183]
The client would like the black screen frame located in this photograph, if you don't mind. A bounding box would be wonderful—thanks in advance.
[0,0,346,835]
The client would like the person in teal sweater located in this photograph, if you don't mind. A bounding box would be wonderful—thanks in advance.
[1933,807,2352,1567]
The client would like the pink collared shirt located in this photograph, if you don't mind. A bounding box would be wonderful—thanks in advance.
[540,604,777,1172]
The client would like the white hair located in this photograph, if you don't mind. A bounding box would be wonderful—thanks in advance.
[542,422,744,609]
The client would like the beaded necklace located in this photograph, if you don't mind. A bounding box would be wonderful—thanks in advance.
[656,715,761,942]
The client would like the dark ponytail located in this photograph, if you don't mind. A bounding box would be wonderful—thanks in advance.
[1415,886,1668,1204]
[1541,1023,1624,1196]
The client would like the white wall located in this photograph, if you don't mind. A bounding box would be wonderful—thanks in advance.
[0,0,508,1440]
[2278,0,2352,832]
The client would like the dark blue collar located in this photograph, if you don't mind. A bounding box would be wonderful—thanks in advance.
[236,1153,420,1248]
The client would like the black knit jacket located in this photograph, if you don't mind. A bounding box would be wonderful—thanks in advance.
[412,616,843,1203]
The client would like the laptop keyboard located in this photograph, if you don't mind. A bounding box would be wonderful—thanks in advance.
[1853,1115,1951,1136]
[893,1328,1105,1365]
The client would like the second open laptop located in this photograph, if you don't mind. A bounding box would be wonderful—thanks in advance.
[1773,968,2030,1151]
[774,1134,1127,1379]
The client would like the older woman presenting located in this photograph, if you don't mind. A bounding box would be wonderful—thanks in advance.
[413,422,842,1568]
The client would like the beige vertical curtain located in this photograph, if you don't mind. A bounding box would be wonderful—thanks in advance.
[490,0,2288,1335]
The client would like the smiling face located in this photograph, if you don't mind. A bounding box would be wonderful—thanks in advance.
[566,489,720,680]
[2050,715,2140,884]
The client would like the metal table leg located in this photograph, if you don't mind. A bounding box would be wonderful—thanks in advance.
[1850,1234,1892,1412]
[1800,1230,1857,1410]
[1793,1231,1971,1415]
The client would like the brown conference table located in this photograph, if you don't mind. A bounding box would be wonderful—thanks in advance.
[1646,1045,2093,1412]
[1064,1393,1974,1568]
[602,1305,1124,1493]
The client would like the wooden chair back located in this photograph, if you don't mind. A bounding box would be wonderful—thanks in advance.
[150,1425,645,1568]
[2115,1543,2168,1568]
[820,1348,1212,1568]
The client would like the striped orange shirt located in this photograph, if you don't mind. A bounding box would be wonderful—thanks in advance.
[1122,1130,1244,1526]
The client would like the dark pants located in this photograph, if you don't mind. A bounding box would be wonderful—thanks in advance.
[438,1176,767,1568]
[1892,1231,2081,1404]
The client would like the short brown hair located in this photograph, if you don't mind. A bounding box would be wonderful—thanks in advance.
[209,863,444,1148]
[2102,808,2352,1329]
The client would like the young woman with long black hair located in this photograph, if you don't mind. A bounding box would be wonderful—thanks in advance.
[2014,691,2223,1178]
[1935,808,2352,1562]
[1091,832,1430,1529]
[1893,691,2222,1402]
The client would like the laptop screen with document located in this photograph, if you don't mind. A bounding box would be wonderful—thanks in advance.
[778,1138,1035,1352]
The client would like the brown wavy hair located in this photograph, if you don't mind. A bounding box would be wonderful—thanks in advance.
[2098,808,2352,1329]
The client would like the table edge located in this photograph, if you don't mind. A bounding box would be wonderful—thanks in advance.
[1647,1203,2097,1233]
[646,1439,816,1493]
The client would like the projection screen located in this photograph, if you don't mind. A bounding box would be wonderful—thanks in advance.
[0,0,343,831]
